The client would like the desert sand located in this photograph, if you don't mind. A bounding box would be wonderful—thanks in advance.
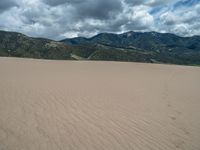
[0,57,200,150]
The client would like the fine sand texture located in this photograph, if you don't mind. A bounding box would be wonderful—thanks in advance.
[0,57,200,150]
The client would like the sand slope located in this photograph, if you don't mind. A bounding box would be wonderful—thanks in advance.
[0,57,200,150]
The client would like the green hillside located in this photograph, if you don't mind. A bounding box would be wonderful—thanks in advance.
[1,30,200,65]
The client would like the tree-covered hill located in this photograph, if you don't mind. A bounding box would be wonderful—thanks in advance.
[1,30,200,65]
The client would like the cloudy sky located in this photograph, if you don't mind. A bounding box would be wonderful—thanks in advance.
[0,0,199,40]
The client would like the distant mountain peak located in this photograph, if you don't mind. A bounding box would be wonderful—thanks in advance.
[121,31,134,37]
[125,31,134,38]
[1,30,200,66]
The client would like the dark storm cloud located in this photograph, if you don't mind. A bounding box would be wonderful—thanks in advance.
[73,0,122,20]
[43,0,122,20]
[0,0,18,13]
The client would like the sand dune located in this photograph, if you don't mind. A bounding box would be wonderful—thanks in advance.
[0,57,200,150]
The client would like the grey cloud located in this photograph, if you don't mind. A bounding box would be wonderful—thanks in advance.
[124,0,173,7]
[73,0,122,20]
[0,0,199,40]
[42,0,122,20]
[146,0,174,7]
[124,0,146,6]
[42,0,82,6]
[156,2,200,36]
[0,0,18,13]
[42,0,67,6]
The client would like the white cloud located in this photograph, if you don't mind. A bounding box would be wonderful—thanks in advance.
[0,0,199,39]
[156,1,200,36]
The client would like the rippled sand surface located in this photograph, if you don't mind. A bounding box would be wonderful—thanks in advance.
[0,57,200,150]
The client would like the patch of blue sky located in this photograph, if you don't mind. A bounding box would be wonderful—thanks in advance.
[150,6,163,14]
[149,0,200,15]
[173,0,200,9]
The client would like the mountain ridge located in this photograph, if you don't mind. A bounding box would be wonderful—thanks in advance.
[0,30,200,65]
[61,31,200,51]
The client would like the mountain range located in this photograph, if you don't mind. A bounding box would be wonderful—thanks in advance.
[0,30,200,65]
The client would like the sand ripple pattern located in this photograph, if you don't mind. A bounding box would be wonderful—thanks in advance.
[0,57,200,150]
